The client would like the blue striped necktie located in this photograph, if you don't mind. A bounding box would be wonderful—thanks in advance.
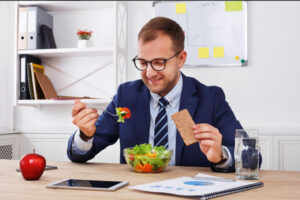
[154,97,169,148]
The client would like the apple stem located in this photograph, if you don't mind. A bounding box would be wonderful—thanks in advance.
[33,148,35,154]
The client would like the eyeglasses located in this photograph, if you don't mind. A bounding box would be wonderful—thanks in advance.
[132,51,181,71]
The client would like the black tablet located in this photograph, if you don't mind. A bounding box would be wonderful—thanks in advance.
[46,179,128,191]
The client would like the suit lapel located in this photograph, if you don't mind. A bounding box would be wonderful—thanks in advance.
[134,85,151,144]
[176,74,199,165]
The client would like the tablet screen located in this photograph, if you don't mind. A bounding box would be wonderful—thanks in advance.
[57,179,122,188]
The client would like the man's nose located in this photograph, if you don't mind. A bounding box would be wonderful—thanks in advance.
[146,63,157,76]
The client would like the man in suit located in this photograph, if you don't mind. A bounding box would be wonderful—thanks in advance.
[67,17,243,172]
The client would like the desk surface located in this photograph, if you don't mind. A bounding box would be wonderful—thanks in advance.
[1,160,300,200]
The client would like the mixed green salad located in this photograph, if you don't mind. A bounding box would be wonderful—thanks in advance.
[124,144,172,173]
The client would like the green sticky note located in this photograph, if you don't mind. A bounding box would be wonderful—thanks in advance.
[176,3,186,14]
[198,47,209,58]
[225,1,243,12]
[213,47,224,58]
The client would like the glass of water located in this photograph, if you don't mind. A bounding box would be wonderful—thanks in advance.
[234,129,260,180]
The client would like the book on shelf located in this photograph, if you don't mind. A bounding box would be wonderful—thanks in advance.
[26,63,35,99]
[129,173,263,200]
[27,62,45,100]
[32,63,45,74]
[34,71,94,100]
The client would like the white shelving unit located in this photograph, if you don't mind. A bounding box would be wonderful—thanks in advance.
[14,1,127,106]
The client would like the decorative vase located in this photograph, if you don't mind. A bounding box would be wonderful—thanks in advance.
[77,40,92,48]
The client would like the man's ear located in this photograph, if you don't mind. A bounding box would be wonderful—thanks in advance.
[178,51,187,69]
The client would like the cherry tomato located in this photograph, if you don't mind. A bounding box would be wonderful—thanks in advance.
[121,107,131,119]
[135,163,153,173]
[129,154,135,161]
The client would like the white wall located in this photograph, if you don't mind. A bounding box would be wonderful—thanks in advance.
[127,1,300,133]
[0,2,14,131]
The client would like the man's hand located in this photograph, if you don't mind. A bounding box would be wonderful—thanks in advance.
[192,123,223,163]
[72,100,99,138]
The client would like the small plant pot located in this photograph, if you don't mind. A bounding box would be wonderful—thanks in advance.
[77,40,92,48]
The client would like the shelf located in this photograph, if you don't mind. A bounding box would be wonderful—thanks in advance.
[0,130,20,135]
[18,98,111,106]
[18,48,113,58]
[18,1,114,11]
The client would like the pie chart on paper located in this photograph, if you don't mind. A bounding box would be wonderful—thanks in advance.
[183,181,214,186]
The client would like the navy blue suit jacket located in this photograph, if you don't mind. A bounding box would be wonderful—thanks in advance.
[67,73,243,172]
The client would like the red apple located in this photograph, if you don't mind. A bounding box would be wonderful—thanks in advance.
[20,149,46,180]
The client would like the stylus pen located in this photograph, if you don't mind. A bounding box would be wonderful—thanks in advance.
[16,165,57,172]
[192,176,236,182]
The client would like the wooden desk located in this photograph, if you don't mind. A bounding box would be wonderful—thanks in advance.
[0,160,299,200]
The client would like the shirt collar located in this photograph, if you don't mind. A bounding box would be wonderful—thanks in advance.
[150,74,183,109]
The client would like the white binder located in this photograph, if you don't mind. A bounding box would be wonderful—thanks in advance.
[27,7,53,49]
[18,7,28,50]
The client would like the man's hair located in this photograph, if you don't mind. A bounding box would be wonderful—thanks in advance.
[138,17,185,53]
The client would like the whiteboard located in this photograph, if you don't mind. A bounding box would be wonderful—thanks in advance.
[154,1,247,67]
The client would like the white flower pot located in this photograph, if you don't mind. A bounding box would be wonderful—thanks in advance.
[77,40,92,48]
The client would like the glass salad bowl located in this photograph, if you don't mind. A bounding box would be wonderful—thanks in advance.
[123,144,172,173]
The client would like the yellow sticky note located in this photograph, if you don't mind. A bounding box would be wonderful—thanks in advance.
[176,3,186,14]
[198,47,209,58]
[225,1,243,12]
[213,47,224,58]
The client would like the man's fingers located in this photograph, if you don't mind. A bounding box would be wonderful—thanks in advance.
[85,118,98,129]
[199,139,217,147]
[79,118,98,137]
[72,101,86,117]
[79,117,98,130]
[76,112,99,127]
[192,123,218,134]
[74,99,81,104]
[194,132,217,141]
[193,124,222,146]
[73,108,97,124]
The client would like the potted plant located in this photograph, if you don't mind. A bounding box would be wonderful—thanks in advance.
[77,29,93,48]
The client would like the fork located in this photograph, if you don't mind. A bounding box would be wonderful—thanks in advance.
[96,108,118,117]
